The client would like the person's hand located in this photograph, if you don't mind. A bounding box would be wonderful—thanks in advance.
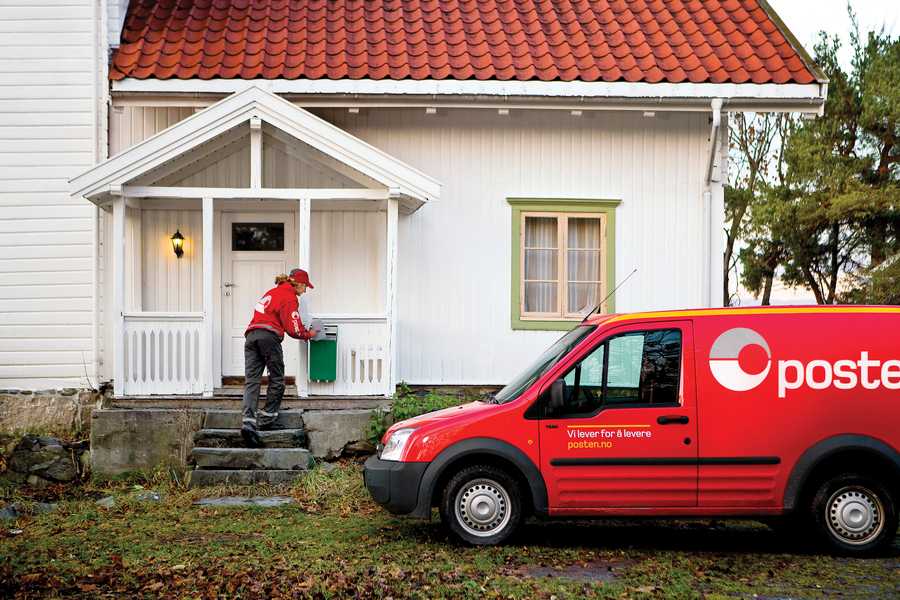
[309,328,320,338]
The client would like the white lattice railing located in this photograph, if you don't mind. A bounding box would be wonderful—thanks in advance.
[123,313,204,395]
[308,316,391,396]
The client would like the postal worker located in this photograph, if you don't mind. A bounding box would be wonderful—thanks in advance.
[241,268,318,447]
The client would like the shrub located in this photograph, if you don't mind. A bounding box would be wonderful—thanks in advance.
[366,383,466,444]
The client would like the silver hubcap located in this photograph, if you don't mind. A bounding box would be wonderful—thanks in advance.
[826,486,884,545]
[455,478,511,537]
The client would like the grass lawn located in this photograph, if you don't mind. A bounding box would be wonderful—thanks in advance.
[1,462,898,599]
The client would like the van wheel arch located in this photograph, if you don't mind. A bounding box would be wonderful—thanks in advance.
[413,438,548,519]
[784,434,900,512]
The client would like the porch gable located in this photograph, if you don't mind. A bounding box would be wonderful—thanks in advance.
[70,86,441,212]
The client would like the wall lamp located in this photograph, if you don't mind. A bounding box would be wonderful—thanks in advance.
[170,229,185,258]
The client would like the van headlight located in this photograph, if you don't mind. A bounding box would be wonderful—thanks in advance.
[380,428,415,462]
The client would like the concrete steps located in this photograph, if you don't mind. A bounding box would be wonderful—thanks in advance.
[189,409,313,488]
[193,428,307,448]
[188,470,307,487]
[201,410,305,430]
[111,397,392,411]
[193,448,313,470]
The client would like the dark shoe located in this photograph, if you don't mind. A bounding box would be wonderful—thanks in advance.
[240,426,263,448]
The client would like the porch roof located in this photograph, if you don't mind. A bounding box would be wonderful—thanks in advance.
[69,86,441,211]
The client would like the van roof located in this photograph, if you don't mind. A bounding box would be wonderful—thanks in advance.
[586,305,900,326]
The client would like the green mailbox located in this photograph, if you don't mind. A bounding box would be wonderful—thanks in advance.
[308,325,337,382]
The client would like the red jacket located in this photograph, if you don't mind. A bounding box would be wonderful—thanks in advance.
[245,282,314,340]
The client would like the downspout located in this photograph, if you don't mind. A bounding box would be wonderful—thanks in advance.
[705,98,723,184]
[703,98,724,308]
[92,0,111,389]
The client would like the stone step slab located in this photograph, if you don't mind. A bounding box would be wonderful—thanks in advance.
[192,447,313,471]
[193,496,294,507]
[202,410,304,430]
[188,470,306,488]
[193,428,307,449]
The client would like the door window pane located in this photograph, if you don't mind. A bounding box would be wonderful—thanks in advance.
[606,334,645,404]
[544,328,682,418]
[550,344,604,418]
[232,223,285,251]
[638,329,682,405]
[606,330,682,406]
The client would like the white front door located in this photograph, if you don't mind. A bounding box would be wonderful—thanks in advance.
[221,212,297,377]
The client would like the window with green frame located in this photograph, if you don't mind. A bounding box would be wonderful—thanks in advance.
[508,199,619,331]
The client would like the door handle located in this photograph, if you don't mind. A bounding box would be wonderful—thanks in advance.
[657,415,689,425]
[545,424,559,429]
[223,282,236,288]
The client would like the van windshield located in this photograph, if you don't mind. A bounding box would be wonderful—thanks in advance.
[494,325,596,404]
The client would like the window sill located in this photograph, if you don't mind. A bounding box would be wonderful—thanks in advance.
[512,318,587,332]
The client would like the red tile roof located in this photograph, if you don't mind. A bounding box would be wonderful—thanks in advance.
[110,0,818,85]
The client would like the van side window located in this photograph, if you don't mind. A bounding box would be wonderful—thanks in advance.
[606,330,681,406]
[544,328,682,418]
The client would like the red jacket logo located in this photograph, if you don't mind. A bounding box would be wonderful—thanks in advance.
[254,295,272,314]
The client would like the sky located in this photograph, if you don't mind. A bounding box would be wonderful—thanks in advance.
[767,0,900,69]
[734,1,898,306]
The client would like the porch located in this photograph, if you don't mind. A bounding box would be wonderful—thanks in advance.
[70,87,440,398]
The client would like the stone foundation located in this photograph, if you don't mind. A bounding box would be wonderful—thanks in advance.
[91,409,203,477]
[0,389,99,434]
[90,407,378,477]
[5,435,89,487]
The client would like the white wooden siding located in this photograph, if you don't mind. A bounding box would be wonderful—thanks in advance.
[110,207,385,316]
[0,0,101,389]
[320,108,711,385]
[106,104,713,387]
[309,210,386,315]
[140,209,204,313]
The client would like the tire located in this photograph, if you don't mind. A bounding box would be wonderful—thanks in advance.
[439,464,524,546]
[810,474,898,556]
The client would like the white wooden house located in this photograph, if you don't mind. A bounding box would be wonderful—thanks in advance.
[1,0,826,399]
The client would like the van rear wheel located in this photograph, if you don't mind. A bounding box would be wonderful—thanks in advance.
[811,474,898,556]
[439,464,523,545]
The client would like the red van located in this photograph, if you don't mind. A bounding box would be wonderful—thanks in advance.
[364,307,900,555]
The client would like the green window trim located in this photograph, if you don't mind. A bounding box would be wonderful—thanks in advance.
[508,198,620,331]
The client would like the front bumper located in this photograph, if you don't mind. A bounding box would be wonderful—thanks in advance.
[363,454,429,516]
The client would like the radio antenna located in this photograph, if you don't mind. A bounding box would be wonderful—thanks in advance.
[582,268,637,322]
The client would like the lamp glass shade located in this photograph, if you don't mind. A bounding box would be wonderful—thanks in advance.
[171,230,185,258]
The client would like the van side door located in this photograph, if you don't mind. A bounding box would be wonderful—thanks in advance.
[537,320,698,511]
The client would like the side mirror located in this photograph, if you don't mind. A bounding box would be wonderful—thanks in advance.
[548,379,566,412]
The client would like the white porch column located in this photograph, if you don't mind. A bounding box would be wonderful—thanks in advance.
[385,198,399,397]
[112,196,126,397]
[202,197,215,396]
[249,116,262,188]
[297,197,311,398]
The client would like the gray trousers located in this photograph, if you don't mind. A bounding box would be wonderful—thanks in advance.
[242,329,285,429]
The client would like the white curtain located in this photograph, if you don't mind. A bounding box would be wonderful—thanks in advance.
[524,217,557,313]
[567,218,601,314]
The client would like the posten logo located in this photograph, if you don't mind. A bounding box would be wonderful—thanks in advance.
[708,328,772,392]
[709,327,900,398]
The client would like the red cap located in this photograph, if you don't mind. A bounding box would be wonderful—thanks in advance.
[289,268,314,289]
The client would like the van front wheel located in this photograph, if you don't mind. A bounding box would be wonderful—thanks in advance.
[811,474,898,556]
[440,465,523,545]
